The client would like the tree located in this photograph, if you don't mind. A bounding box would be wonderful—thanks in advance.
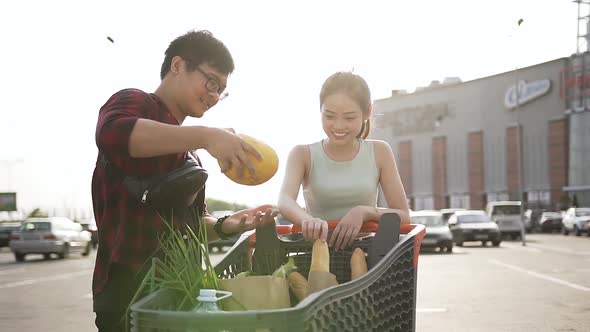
[28,208,48,218]
[559,193,570,211]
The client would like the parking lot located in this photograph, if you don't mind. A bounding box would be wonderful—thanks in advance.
[0,233,588,332]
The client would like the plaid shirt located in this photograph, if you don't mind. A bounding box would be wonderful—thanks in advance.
[91,88,205,299]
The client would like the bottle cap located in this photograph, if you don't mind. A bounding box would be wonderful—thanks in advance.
[197,289,217,302]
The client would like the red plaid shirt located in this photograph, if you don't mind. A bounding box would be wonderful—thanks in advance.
[91,88,205,298]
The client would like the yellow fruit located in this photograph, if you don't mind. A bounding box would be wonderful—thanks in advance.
[220,134,279,186]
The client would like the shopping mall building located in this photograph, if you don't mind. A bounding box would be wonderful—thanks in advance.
[370,54,590,211]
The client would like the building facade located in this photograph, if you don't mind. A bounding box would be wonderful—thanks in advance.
[371,56,589,211]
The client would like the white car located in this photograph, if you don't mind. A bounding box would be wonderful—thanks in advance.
[10,217,92,262]
[486,201,523,239]
[562,207,590,236]
[538,212,563,233]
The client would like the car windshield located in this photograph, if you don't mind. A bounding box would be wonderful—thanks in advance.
[411,215,444,226]
[575,209,590,217]
[491,205,520,215]
[21,222,51,231]
[458,214,491,223]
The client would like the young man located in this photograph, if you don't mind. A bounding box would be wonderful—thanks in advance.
[92,30,276,331]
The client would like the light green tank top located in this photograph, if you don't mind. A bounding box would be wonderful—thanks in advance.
[303,139,379,221]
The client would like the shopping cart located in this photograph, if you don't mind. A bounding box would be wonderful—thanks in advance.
[131,213,425,331]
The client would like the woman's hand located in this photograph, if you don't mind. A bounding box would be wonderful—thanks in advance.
[301,217,328,242]
[221,205,278,235]
[329,207,365,250]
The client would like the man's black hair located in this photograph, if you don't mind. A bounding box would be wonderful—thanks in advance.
[160,30,234,80]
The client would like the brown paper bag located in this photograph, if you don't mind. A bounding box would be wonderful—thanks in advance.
[306,270,339,295]
[218,275,291,311]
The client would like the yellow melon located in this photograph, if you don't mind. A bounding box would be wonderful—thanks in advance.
[220,134,279,186]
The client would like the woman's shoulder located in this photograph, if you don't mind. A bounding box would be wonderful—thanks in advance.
[363,139,392,151]
[287,144,312,161]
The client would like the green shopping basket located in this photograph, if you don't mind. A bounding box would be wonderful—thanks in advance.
[130,213,426,331]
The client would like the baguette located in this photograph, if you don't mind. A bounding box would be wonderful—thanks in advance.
[287,271,308,301]
[350,247,368,280]
[310,239,330,273]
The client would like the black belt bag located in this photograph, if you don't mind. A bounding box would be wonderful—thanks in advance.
[100,153,208,209]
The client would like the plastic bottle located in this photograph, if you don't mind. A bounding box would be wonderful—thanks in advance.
[191,289,232,313]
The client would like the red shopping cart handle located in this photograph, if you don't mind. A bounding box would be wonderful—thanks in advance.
[249,220,416,247]
[290,220,379,233]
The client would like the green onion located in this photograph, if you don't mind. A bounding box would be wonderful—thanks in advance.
[125,208,218,328]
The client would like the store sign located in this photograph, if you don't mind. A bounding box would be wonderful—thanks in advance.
[504,79,551,110]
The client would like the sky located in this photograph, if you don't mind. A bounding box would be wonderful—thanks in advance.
[0,0,580,216]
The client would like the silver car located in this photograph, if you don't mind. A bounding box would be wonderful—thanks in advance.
[10,217,92,262]
[448,210,502,247]
[411,210,454,253]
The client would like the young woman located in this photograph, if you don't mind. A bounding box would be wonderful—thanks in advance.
[278,72,410,250]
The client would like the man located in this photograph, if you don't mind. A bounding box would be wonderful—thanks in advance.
[92,30,276,331]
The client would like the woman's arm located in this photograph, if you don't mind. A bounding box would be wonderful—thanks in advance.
[369,140,411,224]
[277,145,314,226]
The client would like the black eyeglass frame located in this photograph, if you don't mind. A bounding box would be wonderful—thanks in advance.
[184,59,229,100]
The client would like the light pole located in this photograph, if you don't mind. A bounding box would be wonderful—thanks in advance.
[512,18,527,246]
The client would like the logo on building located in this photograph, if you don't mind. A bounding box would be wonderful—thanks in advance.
[504,79,551,110]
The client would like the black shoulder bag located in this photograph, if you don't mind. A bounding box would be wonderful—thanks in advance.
[99,153,208,209]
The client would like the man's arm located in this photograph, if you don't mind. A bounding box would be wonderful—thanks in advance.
[127,119,261,175]
[204,215,222,242]
[128,119,216,158]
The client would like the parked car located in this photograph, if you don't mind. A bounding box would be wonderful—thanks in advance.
[77,218,99,248]
[562,207,590,236]
[0,221,22,247]
[486,201,523,239]
[411,210,453,253]
[448,210,502,247]
[440,208,466,224]
[9,217,92,262]
[537,211,563,233]
[523,209,542,233]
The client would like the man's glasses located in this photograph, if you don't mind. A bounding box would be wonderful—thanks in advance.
[189,62,229,100]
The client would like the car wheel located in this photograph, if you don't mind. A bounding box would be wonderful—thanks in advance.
[82,242,91,256]
[14,252,25,262]
[574,226,581,236]
[43,253,51,260]
[446,246,453,253]
[492,240,501,247]
[562,227,569,235]
[58,243,70,259]
[456,242,463,247]
[481,241,488,246]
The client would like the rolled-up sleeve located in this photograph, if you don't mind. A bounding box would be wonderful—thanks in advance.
[96,89,147,159]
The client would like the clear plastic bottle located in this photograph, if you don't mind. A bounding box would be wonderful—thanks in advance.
[188,289,233,332]
[191,289,232,313]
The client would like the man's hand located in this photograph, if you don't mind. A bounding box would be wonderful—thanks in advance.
[205,128,262,177]
[328,207,365,251]
[221,205,278,235]
[301,217,328,242]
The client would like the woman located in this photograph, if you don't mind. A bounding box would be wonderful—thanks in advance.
[278,72,410,250]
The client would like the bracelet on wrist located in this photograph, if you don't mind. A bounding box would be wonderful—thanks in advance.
[214,215,238,239]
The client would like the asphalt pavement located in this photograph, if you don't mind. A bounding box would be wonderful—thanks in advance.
[0,233,588,332]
